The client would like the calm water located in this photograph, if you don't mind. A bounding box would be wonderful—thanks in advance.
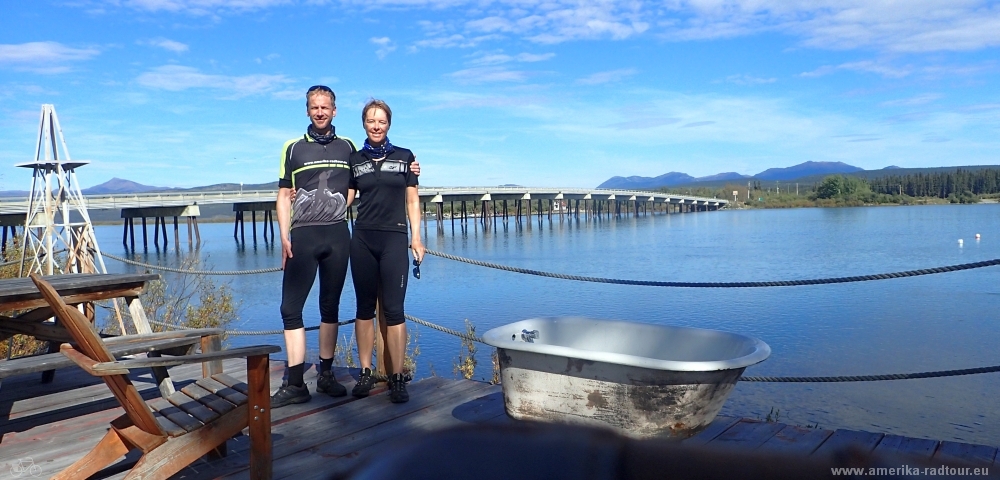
[94,205,1000,445]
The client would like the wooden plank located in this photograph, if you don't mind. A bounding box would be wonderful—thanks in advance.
[151,409,189,437]
[213,373,250,395]
[0,336,205,380]
[0,289,146,312]
[174,376,467,477]
[125,296,152,334]
[201,335,223,377]
[682,415,740,446]
[708,420,784,450]
[91,346,280,373]
[0,321,73,343]
[166,390,221,424]
[812,429,884,457]
[198,377,248,406]
[757,425,833,455]
[181,382,238,415]
[246,354,272,480]
[934,441,998,467]
[874,434,939,460]
[102,329,224,346]
[148,396,204,433]
[215,379,499,480]
[0,273,158,300]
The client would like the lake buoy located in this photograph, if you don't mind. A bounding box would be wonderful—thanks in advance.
[958,239,964,246]
[976,233,981,239]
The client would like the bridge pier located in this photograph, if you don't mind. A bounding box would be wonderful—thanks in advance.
[0,214,22,254]
[122,205,201,251]
[233,201,276,245]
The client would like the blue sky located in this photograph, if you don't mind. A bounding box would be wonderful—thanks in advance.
[1,1,999,189]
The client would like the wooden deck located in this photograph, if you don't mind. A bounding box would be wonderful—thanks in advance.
[1,359,997,479]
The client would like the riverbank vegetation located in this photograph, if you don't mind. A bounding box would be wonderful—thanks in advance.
[664,168,1000,208]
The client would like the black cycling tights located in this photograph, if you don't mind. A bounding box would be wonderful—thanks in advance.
[279,222,350,330]
[350,229,409,326]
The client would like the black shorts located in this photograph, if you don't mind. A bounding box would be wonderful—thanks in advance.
[279,222,350,330]
[350,229,408,326]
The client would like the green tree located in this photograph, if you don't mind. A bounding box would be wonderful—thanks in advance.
[813,175,870,199]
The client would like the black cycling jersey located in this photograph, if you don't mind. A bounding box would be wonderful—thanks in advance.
[279,131,357,229]
[349,147,418,233]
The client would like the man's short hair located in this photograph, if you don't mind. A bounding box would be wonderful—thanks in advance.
[306,85,335,105]
[362,99,392,126]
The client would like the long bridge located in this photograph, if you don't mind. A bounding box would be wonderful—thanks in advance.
[0,187,728,249]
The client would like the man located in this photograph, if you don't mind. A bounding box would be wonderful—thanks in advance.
[272,86,420,408]
[272,85,355,407]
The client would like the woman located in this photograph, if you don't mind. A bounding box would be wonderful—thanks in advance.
[348,99,424,403]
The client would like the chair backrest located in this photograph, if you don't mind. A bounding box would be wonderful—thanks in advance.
[30,274,165,437]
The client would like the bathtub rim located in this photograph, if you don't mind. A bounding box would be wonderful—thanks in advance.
[482,316,770,372]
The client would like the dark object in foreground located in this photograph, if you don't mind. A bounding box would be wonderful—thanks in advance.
[339,422,998,480]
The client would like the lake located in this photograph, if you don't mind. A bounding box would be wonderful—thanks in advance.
[93,204,1000,445]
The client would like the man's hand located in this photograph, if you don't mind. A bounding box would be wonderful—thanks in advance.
[410,156,421,176]
[281,238,293,270]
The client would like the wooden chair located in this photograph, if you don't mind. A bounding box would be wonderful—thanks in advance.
[29,274,280,480]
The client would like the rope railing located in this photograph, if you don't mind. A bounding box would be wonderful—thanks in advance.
[101,249,1000,287]
[142,313,1000,383]
[423,250,1000,288]
[99,250,1000,383]
[102,252,281,275]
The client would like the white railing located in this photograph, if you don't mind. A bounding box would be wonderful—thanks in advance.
[0,187,726,214]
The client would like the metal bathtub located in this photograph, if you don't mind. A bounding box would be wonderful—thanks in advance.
[482,317,770,438]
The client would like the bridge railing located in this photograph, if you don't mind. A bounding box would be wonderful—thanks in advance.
[0,187,726,214]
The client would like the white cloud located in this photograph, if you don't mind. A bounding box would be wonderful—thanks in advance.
[880,94,942,107]
[517,52,555,62]
[81,1,1000,53]
[108,0,290,15]
[660,0,1000,53]
[723,74,776,85]
[447,66,529,84]
[371,37,397,59]
[576,68,638,85]
[140,37,189,53]
[681,121,716,128]
[0,42,100,73]
[136,65,291,98]
[801,60,912,78]
[467,51,554,66]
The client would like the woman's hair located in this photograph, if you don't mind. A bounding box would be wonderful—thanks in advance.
[362,99,392,126]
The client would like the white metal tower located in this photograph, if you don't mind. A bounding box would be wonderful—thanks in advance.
[17,104,108,277]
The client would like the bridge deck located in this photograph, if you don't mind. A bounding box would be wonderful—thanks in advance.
[4,358,989,479]
[0,187,728,215]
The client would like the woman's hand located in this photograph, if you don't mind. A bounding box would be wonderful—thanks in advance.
[410,156,420,176]
[410,238,425,264]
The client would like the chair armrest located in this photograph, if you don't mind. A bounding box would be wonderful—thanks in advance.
[91,345,281,374]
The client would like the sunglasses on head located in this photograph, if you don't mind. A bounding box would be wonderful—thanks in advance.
[412,259,421,280]
[307,85,333,93]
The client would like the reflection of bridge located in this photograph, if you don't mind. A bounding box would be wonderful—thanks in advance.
[0,187,727,249]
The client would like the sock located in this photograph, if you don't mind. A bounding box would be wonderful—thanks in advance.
[288,363,305,387]
[319,357,333,373]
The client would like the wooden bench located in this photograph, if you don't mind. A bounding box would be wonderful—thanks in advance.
[30,274,280,480]
[0,272,161,385]
[0,329,226,397]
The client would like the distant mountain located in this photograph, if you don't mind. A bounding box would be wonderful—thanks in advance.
[695,172,751,183]
[82,178,163,195]
[598,172,696,189]
[754,161,863,181]
[597,161,864,189]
